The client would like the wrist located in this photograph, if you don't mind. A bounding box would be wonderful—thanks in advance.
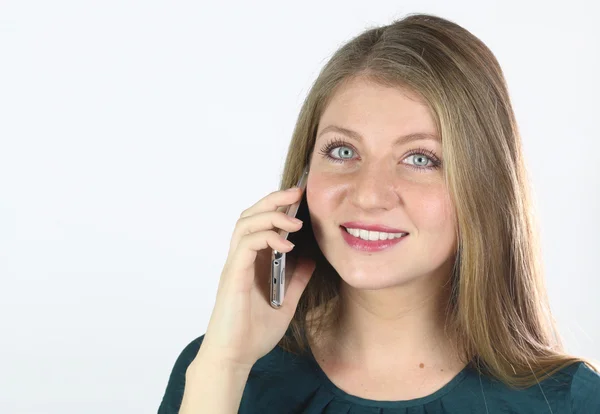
[187,346,254,379]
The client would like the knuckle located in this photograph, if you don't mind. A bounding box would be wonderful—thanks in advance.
[278,211,300,225]
[271,229,282,238]
[235,215,247,227]
[275,211,289,221]
[236,233,250,249]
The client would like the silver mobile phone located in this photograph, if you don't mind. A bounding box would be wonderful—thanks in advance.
[270,166,309,308]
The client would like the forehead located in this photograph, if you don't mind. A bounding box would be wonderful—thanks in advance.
[318,78,437,138]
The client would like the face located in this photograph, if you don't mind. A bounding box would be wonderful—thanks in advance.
[307,77,458,290]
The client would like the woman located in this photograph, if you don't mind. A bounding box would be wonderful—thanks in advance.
[158,13,600,413]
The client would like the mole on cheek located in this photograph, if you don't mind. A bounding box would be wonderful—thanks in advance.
[419,363,425,368]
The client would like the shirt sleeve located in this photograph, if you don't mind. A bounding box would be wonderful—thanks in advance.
[571,361,600,414]
[157,335,205,414]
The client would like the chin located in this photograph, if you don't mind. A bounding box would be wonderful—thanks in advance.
[326,256,419,290]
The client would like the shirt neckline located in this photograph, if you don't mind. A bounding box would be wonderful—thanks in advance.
[304,344,473,408]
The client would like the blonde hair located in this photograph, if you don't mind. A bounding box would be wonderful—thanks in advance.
[276,12,599,388]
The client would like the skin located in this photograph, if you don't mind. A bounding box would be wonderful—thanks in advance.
[305,76,466,400]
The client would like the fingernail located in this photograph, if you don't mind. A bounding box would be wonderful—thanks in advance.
[290,217,302,224]
[286,187,299,192]
[285,240,295,248]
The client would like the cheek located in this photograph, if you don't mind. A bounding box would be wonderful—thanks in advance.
[306,174,342,213]
[411,190,457,250]
[306,174,343,241]
[306,178,326,227]
[412,192,453,227]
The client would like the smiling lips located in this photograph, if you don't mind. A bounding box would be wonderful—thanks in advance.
[340,223,409,252]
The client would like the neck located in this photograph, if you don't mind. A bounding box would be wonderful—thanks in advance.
[324,270,461,371]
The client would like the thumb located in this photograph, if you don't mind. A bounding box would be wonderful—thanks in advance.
[283,257,316,310]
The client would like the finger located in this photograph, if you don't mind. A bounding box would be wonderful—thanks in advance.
[227,230,295,277]
[229,210,303,253]
[239,187,302,219]
[281,257,316,312]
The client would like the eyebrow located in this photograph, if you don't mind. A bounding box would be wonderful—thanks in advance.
[316,125,441,145]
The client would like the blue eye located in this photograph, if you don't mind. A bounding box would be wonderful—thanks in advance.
[403,148,442,172]
[330,146,355,160]
[318,138,357,163]
[318,137,442,171]
[406,153,433,167]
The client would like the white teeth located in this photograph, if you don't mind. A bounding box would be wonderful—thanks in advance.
[344,227,407,241]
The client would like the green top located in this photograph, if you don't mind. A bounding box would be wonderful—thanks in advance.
[158,334,600,413]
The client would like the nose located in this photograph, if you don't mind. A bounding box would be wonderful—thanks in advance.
[348,164,398,212]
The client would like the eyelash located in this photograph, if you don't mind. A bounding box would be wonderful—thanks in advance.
[318,137,442,172]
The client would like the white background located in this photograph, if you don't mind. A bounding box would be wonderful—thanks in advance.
[1,1,598,413]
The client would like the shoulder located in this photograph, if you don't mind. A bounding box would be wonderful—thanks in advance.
[529,360,600,414]
[569,361,600,413]
[461,360,600,413]
[157,334,205,414]
[158,334,319,413]
[166,334,205,380]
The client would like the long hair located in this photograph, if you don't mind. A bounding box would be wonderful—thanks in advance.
[276,12,599,388]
